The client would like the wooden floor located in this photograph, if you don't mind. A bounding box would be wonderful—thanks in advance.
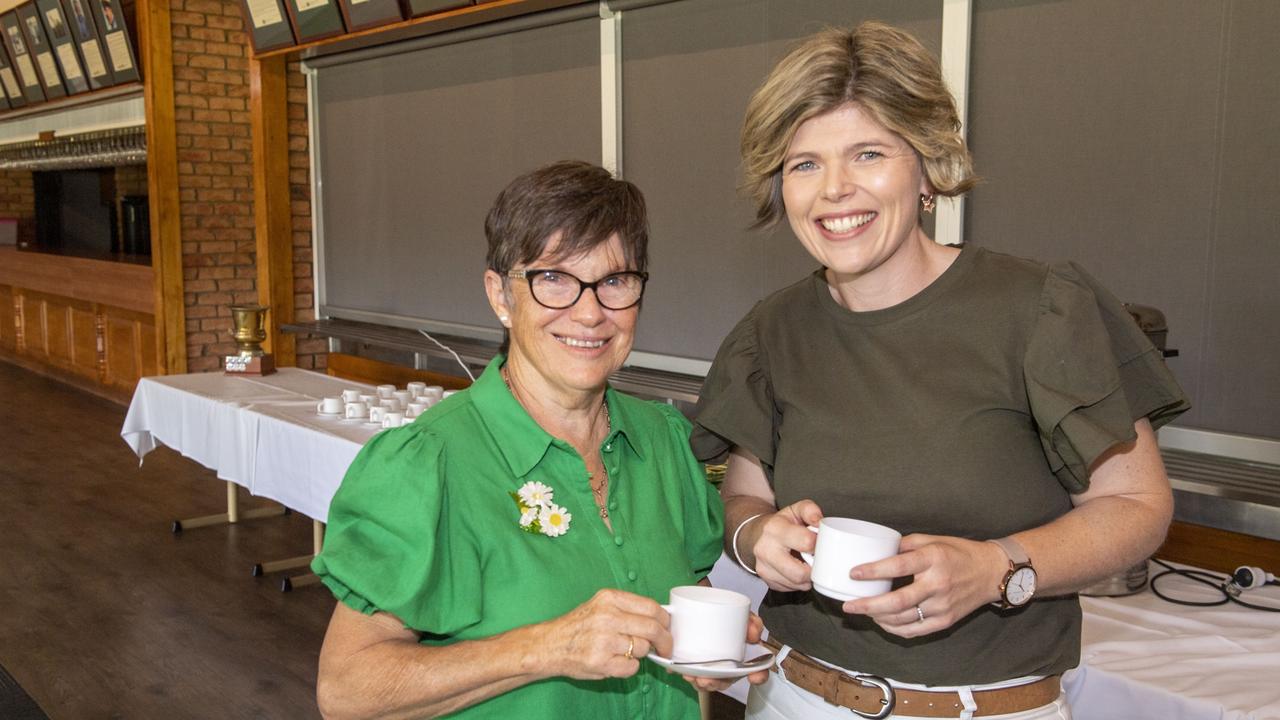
[0,361,748,719]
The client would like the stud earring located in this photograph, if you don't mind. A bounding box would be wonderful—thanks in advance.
[499,316,509,324]
[921,194,936,214]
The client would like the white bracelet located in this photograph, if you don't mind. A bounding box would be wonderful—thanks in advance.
[731,513,765,576]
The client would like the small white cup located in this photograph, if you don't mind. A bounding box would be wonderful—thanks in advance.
[392,389,413,406]
[801,518,902,601]
[344,401,369,420]
[381,397,404,412]
[341,389,362,403]
[376,384,396,399]
[381,411,405,429]
[662,585,750,663]
[406,381,427,398]
[358,393,378,406]
[316,396,344,415]
[406,401,429,418]
[369,405,389,424]
[420,386,445,403]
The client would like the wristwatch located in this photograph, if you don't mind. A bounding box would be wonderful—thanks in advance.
[988,536,1037,608]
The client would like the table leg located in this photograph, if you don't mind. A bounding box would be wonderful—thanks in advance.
[251,520,325,593]
[171,481,289,533]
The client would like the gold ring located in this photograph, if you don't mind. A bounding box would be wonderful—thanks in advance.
[916,605,926,623]
[624,637,635,660]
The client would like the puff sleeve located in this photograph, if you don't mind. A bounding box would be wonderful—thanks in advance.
[690,306,778,468]
[1024,263,1190,493]
[658,403,725,578]
[312,425,482,636]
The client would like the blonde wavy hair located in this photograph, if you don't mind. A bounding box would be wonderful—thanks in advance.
[741,21,977,228]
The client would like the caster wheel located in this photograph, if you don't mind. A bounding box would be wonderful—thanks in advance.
[252,564,264,577]
[283,507,292,516]
[280,578,293,593]
[171,520,183,534]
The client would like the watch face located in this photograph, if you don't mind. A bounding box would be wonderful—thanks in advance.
[1006,567,1037,606]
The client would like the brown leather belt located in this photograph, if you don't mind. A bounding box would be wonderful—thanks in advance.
[762,638,1061,718]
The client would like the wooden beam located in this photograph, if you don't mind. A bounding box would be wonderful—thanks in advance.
[138,0,186,374]
[250,55,295,366]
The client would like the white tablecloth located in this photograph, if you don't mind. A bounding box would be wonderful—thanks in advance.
[120,369,381,521]
[708,557,1280,719]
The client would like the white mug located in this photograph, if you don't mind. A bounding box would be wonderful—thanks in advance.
[369,405,389,424]
[316,396,344,415]
[381,411,405,429]
[392,389,413,406]
[376,384,396,399]
[341,389,362,403]
[406,381,427,398]
[662,585,749,663]
[801,518,902,601]
[344,401,369,420]
[406,401,429,418]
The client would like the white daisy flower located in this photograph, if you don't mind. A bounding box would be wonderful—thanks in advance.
[519,506,539,527]
[518,481,554,507]
[539,504,572,537]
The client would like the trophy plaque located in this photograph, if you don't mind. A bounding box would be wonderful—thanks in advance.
[225,304,276,376]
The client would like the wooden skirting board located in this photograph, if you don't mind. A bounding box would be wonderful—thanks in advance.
[326,352,472,391]
[1156,521,1280,575]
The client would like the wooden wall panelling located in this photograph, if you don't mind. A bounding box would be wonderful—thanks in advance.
[43,295,74,370]
[70,304,99,378]
[0,284,14,351]
[138,0,185,375]
[325,352,472,390]
[20,290,47,358]
[251,54,295,366]
[101,305,156,392]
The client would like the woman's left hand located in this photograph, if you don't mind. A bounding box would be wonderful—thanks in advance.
[840,534,1005,638]
[679,612,770,692]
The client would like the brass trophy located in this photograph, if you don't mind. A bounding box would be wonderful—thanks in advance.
[224,304,276,375]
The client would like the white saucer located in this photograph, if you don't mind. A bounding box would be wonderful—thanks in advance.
[645,652,773,679]
[316,410,343,417]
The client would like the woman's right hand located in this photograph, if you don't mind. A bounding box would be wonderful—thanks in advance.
[537,588,673,681]
[746,500,825,592]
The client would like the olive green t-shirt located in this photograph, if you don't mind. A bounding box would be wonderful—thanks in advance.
[314,355,724,719]
[691,245,1189,685]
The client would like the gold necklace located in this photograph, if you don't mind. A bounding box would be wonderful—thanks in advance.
[502,366,611,520]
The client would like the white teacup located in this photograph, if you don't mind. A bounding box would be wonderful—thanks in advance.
[376,384,396,399]
[392,389,413,406]
[662,585,749,663]
[358,393,378,406]
[344,401,369,420]
[369,405,390,424]
[316,396,344,415]
[406,401,429,418]
[341,389,362,403]
[381,411,406,429]
[406,381,427,398]
[801,518,902,601]
[420,386,445,403]
[381,397,404,412]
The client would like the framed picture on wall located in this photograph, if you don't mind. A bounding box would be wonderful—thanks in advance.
[336,0,405,32]
[88,0,139,83]
[36,0,90,94]
[15,2,67,100]
[282,0,346,43]
[405,0,470,19]
[238,0,296,53]
[0,42,27,108]
[0,13,43,104]
[58,0,113,89]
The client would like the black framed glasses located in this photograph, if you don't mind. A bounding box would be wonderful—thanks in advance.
[506,269,649,310]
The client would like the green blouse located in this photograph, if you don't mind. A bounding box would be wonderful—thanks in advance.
[313,355,724,720]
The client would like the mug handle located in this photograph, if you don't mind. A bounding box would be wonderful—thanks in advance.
[800,525,819,566]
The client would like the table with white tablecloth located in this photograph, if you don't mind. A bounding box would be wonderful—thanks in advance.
[708,556,1280,719]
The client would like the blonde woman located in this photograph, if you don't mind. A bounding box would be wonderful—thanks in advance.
[692,22,1189,720]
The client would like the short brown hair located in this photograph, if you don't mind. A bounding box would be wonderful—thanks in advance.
[485,161,649,273]
[741,22,977,227]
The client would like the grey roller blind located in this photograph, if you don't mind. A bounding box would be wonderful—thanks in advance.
[967,0,1280,437]
[622,0,943,361]
[315,15,602,338]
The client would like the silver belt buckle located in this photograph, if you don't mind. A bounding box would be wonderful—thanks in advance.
[850,674,895,719]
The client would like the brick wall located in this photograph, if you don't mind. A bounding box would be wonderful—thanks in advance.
[170,0,321,372]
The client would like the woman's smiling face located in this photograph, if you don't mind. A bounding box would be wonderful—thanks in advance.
[781,102,930,282]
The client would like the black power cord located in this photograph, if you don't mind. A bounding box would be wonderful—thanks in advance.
[1149,558,1280,612]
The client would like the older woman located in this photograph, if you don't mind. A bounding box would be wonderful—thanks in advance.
[312,161,724,719]
[692,23,1190,720]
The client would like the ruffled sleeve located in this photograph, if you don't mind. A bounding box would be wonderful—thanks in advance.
[657,403,725,578]
[690,306,778,467]
[312,426,482,635]
[1024,263,1191,493]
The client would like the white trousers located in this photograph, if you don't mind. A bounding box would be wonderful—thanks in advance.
[745,665,1072,720]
